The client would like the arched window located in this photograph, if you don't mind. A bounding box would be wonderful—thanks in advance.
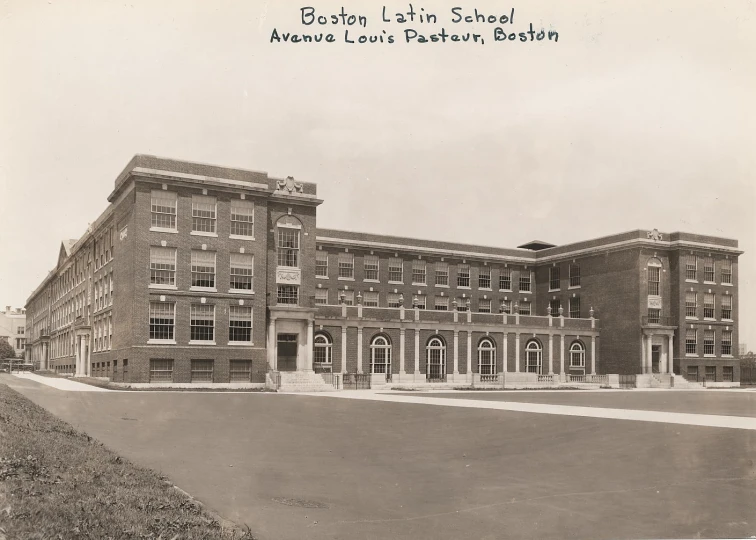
[569,341,585,371]
[426,336,446,380]
[370,335,391,374]
[478,338,496,375]
[313,333,332,373]
[526,340,542,374]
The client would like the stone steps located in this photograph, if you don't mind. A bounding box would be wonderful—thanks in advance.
[278,372,336,392]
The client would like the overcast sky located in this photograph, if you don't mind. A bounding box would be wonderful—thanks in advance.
[1,0,754,348]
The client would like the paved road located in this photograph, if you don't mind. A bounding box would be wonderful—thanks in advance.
[4,374,756,540]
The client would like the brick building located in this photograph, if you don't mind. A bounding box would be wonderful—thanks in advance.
[25,156,742,388]
[0,306,26,357]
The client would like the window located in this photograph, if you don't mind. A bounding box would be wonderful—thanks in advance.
[549,267,561,290]
[722,330,732,356]
[703,293,715,319]
[364,255,379,281]
[568,341,586,370]
[519,302,531,315]
[389,258,403,282]
[685,255,697,281]
[685,292,697,318]
[478,299,491,313]
[412,260,426,285]
[647,308,661,324]
[687,366,699,381]
[313,334,332,371]
[338,253,354,278]
[549,299,561,316]
[230,200,254,237]
[685,329,697,354]
[479,267,491,289]
[434,296,448,311]
[316,251,329,277]
[519,271,531,292]
[315,289,328,305]
[456,298,468,312]
[704,330,715,356]
[191,251,216,288]
[150,191,177,230]
[500,299,512,314]
[191,195,217,233]
[191,360,214,382]
[415,295,426,310]
[230,254,254,291]
[647,259,661,296]
[277,228,300,268]
[149,302,175,341]
[705,366,716,382]
[230,360,252,382]
[478,338,496,375]
[370,335,391,374]
[387,293,402,308]
[426,337,446,380]
[721,295,732,320]
[435,262,449,286]
[569,264,581,287]
[703,258,715,282]
[569,297,580,318]
[457,264,470,288]
[526,340,542,374]
[721,259,732,284]
[363,292,379,307]
[723,366,733,382]
[149,359,173,382]
[229,306,252,342]
[277,285,299,305]
[499,268,511,291]
[190,304,214,342]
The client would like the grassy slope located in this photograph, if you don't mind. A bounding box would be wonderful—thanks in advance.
[0,384,256,539]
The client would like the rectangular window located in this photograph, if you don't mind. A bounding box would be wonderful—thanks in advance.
[364,255,379,281]
[687,366,699,381]
[722,330,732,356]
[435,262,449,286]
[457,264,470,288]
[190,304,215,342]
[456,298,468,312]
[685,329,697,354]
[723,366,733,382]
[705,366,716,381]
[648,267,660,296]
[478,267,491,289]
[149,302,175,341]
[569,264,581,287]
[341,290,354,306]
[685,255,697,281]
[647,308,661,324]
[519,271,531,292]
[685,292,697,318]
[412,260,426,285]
[191,251,216,288]
[230,200,254,237]
[704,329,715,355]
[277,228,300,268]
[315,289,328,305]
[703,293,715,319]
[338,253,354,279]
[549,267,561,290]
[230,360,252,382]
[519,302,531,315]
[499,268,511,291]
[478,299,491,313]
[149,359,173,382]
[434,296,448,311]
[277,285,299,305]
[569,297,580,318]
[150,190,177,230]
[191,360,214,382]
[230,253,254,291]
[389,258,403,282]
[703,258,715,282]
[316,251,329,277]
[229,306,252,342]
[549,299,561,316]
[191,195,217,233]
[721,259,732,284]
[363,291,379,307]
[721,295,732,320]
[387,293,401,308]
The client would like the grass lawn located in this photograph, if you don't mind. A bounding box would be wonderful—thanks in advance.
[0,384,256,540]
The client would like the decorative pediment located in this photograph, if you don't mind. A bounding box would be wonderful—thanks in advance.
[647,229,663,241]
[276,176,304,194]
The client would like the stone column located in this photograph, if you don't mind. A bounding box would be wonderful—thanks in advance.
[503,333,508,373]
[515,333,520,373]
[453,330,459,376]
[341,326,347,374]
[357,327,363,374]
[414,329,420,380]
[668,334,674,374]
[305,321,314,372]
[466,331,472,378]
[591,335,596,374]
[548,334,554,375]
[560,334,565,375]
[399,328,406,376]
[86,335,91,376]
[267,318,276,370]
[645,334,652,374]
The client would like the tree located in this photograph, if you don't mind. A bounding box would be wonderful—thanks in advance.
[0,339,15,359]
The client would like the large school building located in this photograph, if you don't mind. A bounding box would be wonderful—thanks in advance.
[25,156,742,389]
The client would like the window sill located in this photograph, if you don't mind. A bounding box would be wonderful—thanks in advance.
[190,287,218,292]
[722,318,733,323]
[721,282,733,286]
[388,281,404,285]
[229,234,255,241]
[189,341,216,345]
[722,354,734,358]
[519,290,532,294]
[147,340,176,345]
[150,227,178,234]
[229,289,254,295]
[568,285,581,290]
[338,277,355,281]
[412,283,427,287]
[316,275,329,279]
[685,316,698,320]
[229,342,254,346]
[703,317,716,321]
[548,288,561,293]
[190,231,218,238]
[478,288,492,292]
[498,289,512,293]
[704,354,716,358]
[457,286,471,290]
[703,281,716,285]
[363,278,380,283]
[149,284,177,290]
[435,284,450,288]
[685,279,698,283]
[685,353,699,357]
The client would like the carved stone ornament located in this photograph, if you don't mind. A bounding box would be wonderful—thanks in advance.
[277,176,304,194]
[119,227,128,241]
[647,229,663,241]
[276,268,301,285]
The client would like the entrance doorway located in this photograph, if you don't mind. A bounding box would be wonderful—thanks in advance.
[277,334,298,371]
[651,345,661,374]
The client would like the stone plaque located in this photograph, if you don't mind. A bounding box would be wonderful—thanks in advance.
[647,296,662,309]
[276,267,301,285]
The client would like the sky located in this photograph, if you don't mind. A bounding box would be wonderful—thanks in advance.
[1,0,754,348]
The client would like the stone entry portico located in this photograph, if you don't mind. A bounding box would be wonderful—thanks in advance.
[641,327,675,374]
[267,306,316,373]
[74,327,91,377]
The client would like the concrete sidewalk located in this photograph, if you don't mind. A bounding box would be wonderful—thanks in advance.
[12,372,112,392]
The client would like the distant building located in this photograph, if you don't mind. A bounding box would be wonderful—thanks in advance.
[0,306,26,358]
[741,343,749,356]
